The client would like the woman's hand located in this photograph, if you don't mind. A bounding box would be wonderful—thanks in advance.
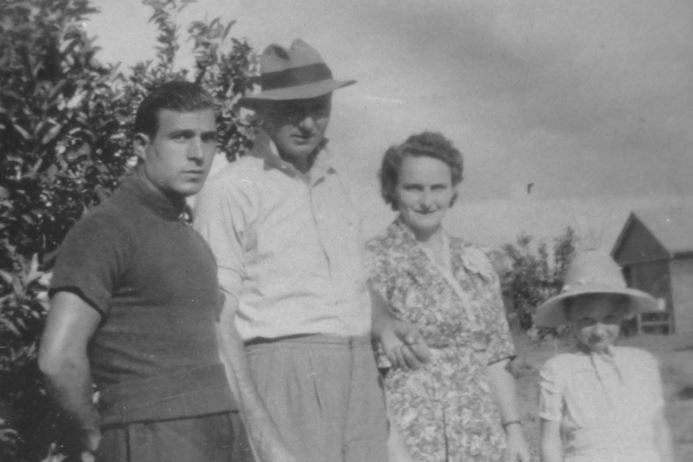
[380,320,431,371]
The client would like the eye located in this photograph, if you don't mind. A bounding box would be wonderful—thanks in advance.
[171,131,193,141]
[201,133,218,143]
[577,317,596,327]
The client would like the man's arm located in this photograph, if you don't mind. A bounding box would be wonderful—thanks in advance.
[38,291,102,460]
[216,296,295,462]
[539,418,562,462]
[195,176,295,461]
[370,287,431,371]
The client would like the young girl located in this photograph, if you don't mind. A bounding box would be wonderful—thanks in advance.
[535,250,675,462]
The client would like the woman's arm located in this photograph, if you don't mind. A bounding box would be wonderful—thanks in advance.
[370,287,430,371]
[653,409,675,462]
[487,358,530,462]
[387,424,415,462]
[540,418,562,462]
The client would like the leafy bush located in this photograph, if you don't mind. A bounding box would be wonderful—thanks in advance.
[0,0,256,459]
[500,227,576,332]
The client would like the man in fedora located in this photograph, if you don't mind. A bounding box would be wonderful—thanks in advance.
[195,40,429,462]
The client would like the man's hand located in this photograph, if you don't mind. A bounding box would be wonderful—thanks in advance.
[505,423,530,462]
[258,440,297,462]
[380,320,431,371]
[79,426,101,462]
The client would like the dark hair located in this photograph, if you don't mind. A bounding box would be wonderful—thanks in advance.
[379,131,464,211]
[134,81,216,138]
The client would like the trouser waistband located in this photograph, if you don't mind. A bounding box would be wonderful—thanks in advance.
[245,333,371,348]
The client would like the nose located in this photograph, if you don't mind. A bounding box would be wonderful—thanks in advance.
[593,322,609,337]
[420,190,434,208]
[296,113,316,130]
[187,137,204,161]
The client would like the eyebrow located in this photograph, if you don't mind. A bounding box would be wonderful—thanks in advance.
[167,128,217,137]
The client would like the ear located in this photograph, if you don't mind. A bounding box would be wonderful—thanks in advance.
[133,133,151,162]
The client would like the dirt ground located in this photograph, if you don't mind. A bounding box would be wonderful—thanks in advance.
[510,331,693,461]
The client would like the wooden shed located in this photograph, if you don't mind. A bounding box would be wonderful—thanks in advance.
[611,208,693,334]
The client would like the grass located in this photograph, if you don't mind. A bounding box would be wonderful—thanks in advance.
[510,331,693,461]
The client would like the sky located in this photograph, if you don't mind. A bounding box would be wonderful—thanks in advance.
[87,0,693,247]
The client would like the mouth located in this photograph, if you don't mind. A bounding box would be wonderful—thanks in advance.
[291,133,314,143]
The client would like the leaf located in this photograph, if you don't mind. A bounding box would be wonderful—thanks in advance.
[41,123,62,144]
[0,269,14,285]
[0,318,22,337]
[12,123,31,141]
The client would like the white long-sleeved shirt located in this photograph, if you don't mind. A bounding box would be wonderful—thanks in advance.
[194,131,371,341]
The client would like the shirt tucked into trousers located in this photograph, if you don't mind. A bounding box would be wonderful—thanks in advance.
[195,131,388,462]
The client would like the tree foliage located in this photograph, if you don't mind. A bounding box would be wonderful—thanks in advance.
[0,1,256,459]
[500,227,577,331]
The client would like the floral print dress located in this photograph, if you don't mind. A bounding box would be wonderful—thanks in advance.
[366,219,516,462]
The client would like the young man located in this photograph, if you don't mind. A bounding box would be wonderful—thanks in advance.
[39,81,292,462]
[195,40,428,462]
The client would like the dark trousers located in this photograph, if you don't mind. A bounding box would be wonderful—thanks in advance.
[96,411,253,462]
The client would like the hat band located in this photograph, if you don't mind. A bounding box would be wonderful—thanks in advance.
[260,63,333,91]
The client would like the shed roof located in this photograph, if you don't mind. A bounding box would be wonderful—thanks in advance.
[612,207,693,258]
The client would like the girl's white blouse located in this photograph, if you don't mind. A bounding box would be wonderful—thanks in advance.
[539,346,665,462]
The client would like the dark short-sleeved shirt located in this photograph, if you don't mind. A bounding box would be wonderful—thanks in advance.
[50,175,235,425]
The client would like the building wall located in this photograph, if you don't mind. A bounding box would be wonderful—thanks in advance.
[669,258,693,333]
[625,260,672,334]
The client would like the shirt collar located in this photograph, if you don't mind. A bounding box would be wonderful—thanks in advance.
[251,129,337,184]
[118,174,188,221]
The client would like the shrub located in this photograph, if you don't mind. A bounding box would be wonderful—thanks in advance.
[0,0,256,459]
[500,227,576,332]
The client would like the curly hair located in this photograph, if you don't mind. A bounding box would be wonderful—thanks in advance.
[379,131,464,211]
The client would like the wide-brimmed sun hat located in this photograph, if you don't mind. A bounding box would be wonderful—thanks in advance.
[534,250,660,327]
[240,39,356,104]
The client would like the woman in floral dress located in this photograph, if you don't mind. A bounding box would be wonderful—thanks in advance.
[367,132,530,462]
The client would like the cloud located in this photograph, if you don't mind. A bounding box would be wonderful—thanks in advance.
[91,0,693,202]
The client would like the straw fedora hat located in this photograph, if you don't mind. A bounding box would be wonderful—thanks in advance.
[241,39,356,104]
[534,250,660,327]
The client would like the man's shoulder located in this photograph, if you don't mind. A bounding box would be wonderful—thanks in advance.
[213,155,264,178]
[201,156,266,195]
[196,157,266,210]
[64,202,133,247]
[76,195,129,227]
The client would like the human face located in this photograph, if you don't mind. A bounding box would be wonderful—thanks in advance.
[568,295,628,353]
[135,109,217,200]
[395,155,456,241]
[260,95,331,172]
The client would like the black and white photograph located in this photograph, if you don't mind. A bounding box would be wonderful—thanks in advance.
[1,1,692,461]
